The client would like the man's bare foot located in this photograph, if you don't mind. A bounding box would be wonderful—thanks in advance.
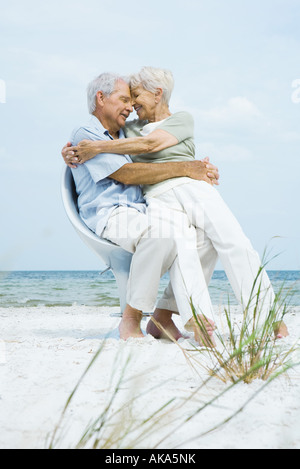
[146,309,185,341]
[119,305,144,340]
[186,314,216,348]
[273,321,289,340]
[119,318,144,340]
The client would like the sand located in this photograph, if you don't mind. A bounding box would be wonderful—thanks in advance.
[0,305,299,449]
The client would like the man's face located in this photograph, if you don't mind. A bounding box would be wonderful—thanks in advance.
[101,80,133,130]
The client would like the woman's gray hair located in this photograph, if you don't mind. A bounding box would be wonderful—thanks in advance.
[130,66,174,105]
[87,72,130,114]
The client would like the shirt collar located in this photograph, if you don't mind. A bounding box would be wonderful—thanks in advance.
[89,115,125,140]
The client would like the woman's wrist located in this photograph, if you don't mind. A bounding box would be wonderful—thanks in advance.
[78,140,104,161]
[93,140,104,155]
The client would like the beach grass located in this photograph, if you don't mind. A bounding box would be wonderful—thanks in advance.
[48,329,298,449]
[48,315,298,449]
[170,257,299,385]
[48,256,299,449]
[48,344,184,449]
[147,280,299,447]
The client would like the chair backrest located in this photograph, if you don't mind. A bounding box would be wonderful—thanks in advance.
[61,166,132,270]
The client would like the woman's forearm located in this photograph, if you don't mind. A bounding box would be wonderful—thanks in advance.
[74,129,178,162]
[95,137,153,155]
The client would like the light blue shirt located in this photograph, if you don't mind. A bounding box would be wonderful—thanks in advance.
[70,116,146,236]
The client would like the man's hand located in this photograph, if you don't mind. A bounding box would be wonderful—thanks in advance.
[186,157,220,185]
[202,157,220,185]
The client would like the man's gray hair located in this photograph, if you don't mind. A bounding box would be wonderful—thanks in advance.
[87,72,130,114]
[130,66,174,105]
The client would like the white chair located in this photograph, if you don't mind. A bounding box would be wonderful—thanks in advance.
[61,166,133,314]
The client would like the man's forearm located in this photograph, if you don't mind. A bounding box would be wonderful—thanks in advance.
[110,161,209,185]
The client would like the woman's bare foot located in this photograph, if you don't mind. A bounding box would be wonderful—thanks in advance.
[146,309,185,341]
[119,305,144,340]
[186,314,216,348]
[273,321,289,339]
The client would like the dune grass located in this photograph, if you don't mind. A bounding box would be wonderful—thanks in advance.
[166,258,299,385]
[48,330,298,449]
[48,344,189,449]
[48,258,299,449]
[147,265,299,447]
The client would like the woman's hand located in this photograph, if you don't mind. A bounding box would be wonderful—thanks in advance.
[61,142,78,168]
[74,140,101,163]
[61,140,102,167]
[201,157,220,185]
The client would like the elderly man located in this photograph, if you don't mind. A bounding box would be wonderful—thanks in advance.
[65,72,218,342]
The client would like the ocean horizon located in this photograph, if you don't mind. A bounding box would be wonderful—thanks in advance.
[1,270,300,309]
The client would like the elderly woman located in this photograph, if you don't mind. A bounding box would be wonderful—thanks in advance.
[63,66,288,339]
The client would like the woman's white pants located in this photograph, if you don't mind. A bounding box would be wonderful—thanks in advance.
[149,180,275,326]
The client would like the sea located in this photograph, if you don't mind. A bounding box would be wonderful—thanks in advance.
[0,270,300,309]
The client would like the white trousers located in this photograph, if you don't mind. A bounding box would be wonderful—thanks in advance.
[149,180,275,325]
[102,206,196,313]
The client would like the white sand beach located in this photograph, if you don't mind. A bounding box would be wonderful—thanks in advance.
[0,305,299,450]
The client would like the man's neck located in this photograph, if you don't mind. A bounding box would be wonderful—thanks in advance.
[108,129,120,140]
[93,111,120,139]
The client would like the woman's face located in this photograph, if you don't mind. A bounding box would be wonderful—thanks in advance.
[131,85,156,121]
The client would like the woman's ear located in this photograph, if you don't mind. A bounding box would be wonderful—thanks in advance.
[155,87,163,103]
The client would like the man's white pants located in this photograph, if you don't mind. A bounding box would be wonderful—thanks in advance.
[102,205,214,323]
[102,206,195,313]
[150,180,275,326]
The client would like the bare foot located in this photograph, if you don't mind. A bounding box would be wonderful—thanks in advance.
[146,309,185,341]
[119,318,144,340]
[119,305,144,340]
[273,321,289,340]
[186,314,216,348]
[147,317,183,341]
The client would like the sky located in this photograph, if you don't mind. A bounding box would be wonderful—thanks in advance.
[0,0,300,271]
